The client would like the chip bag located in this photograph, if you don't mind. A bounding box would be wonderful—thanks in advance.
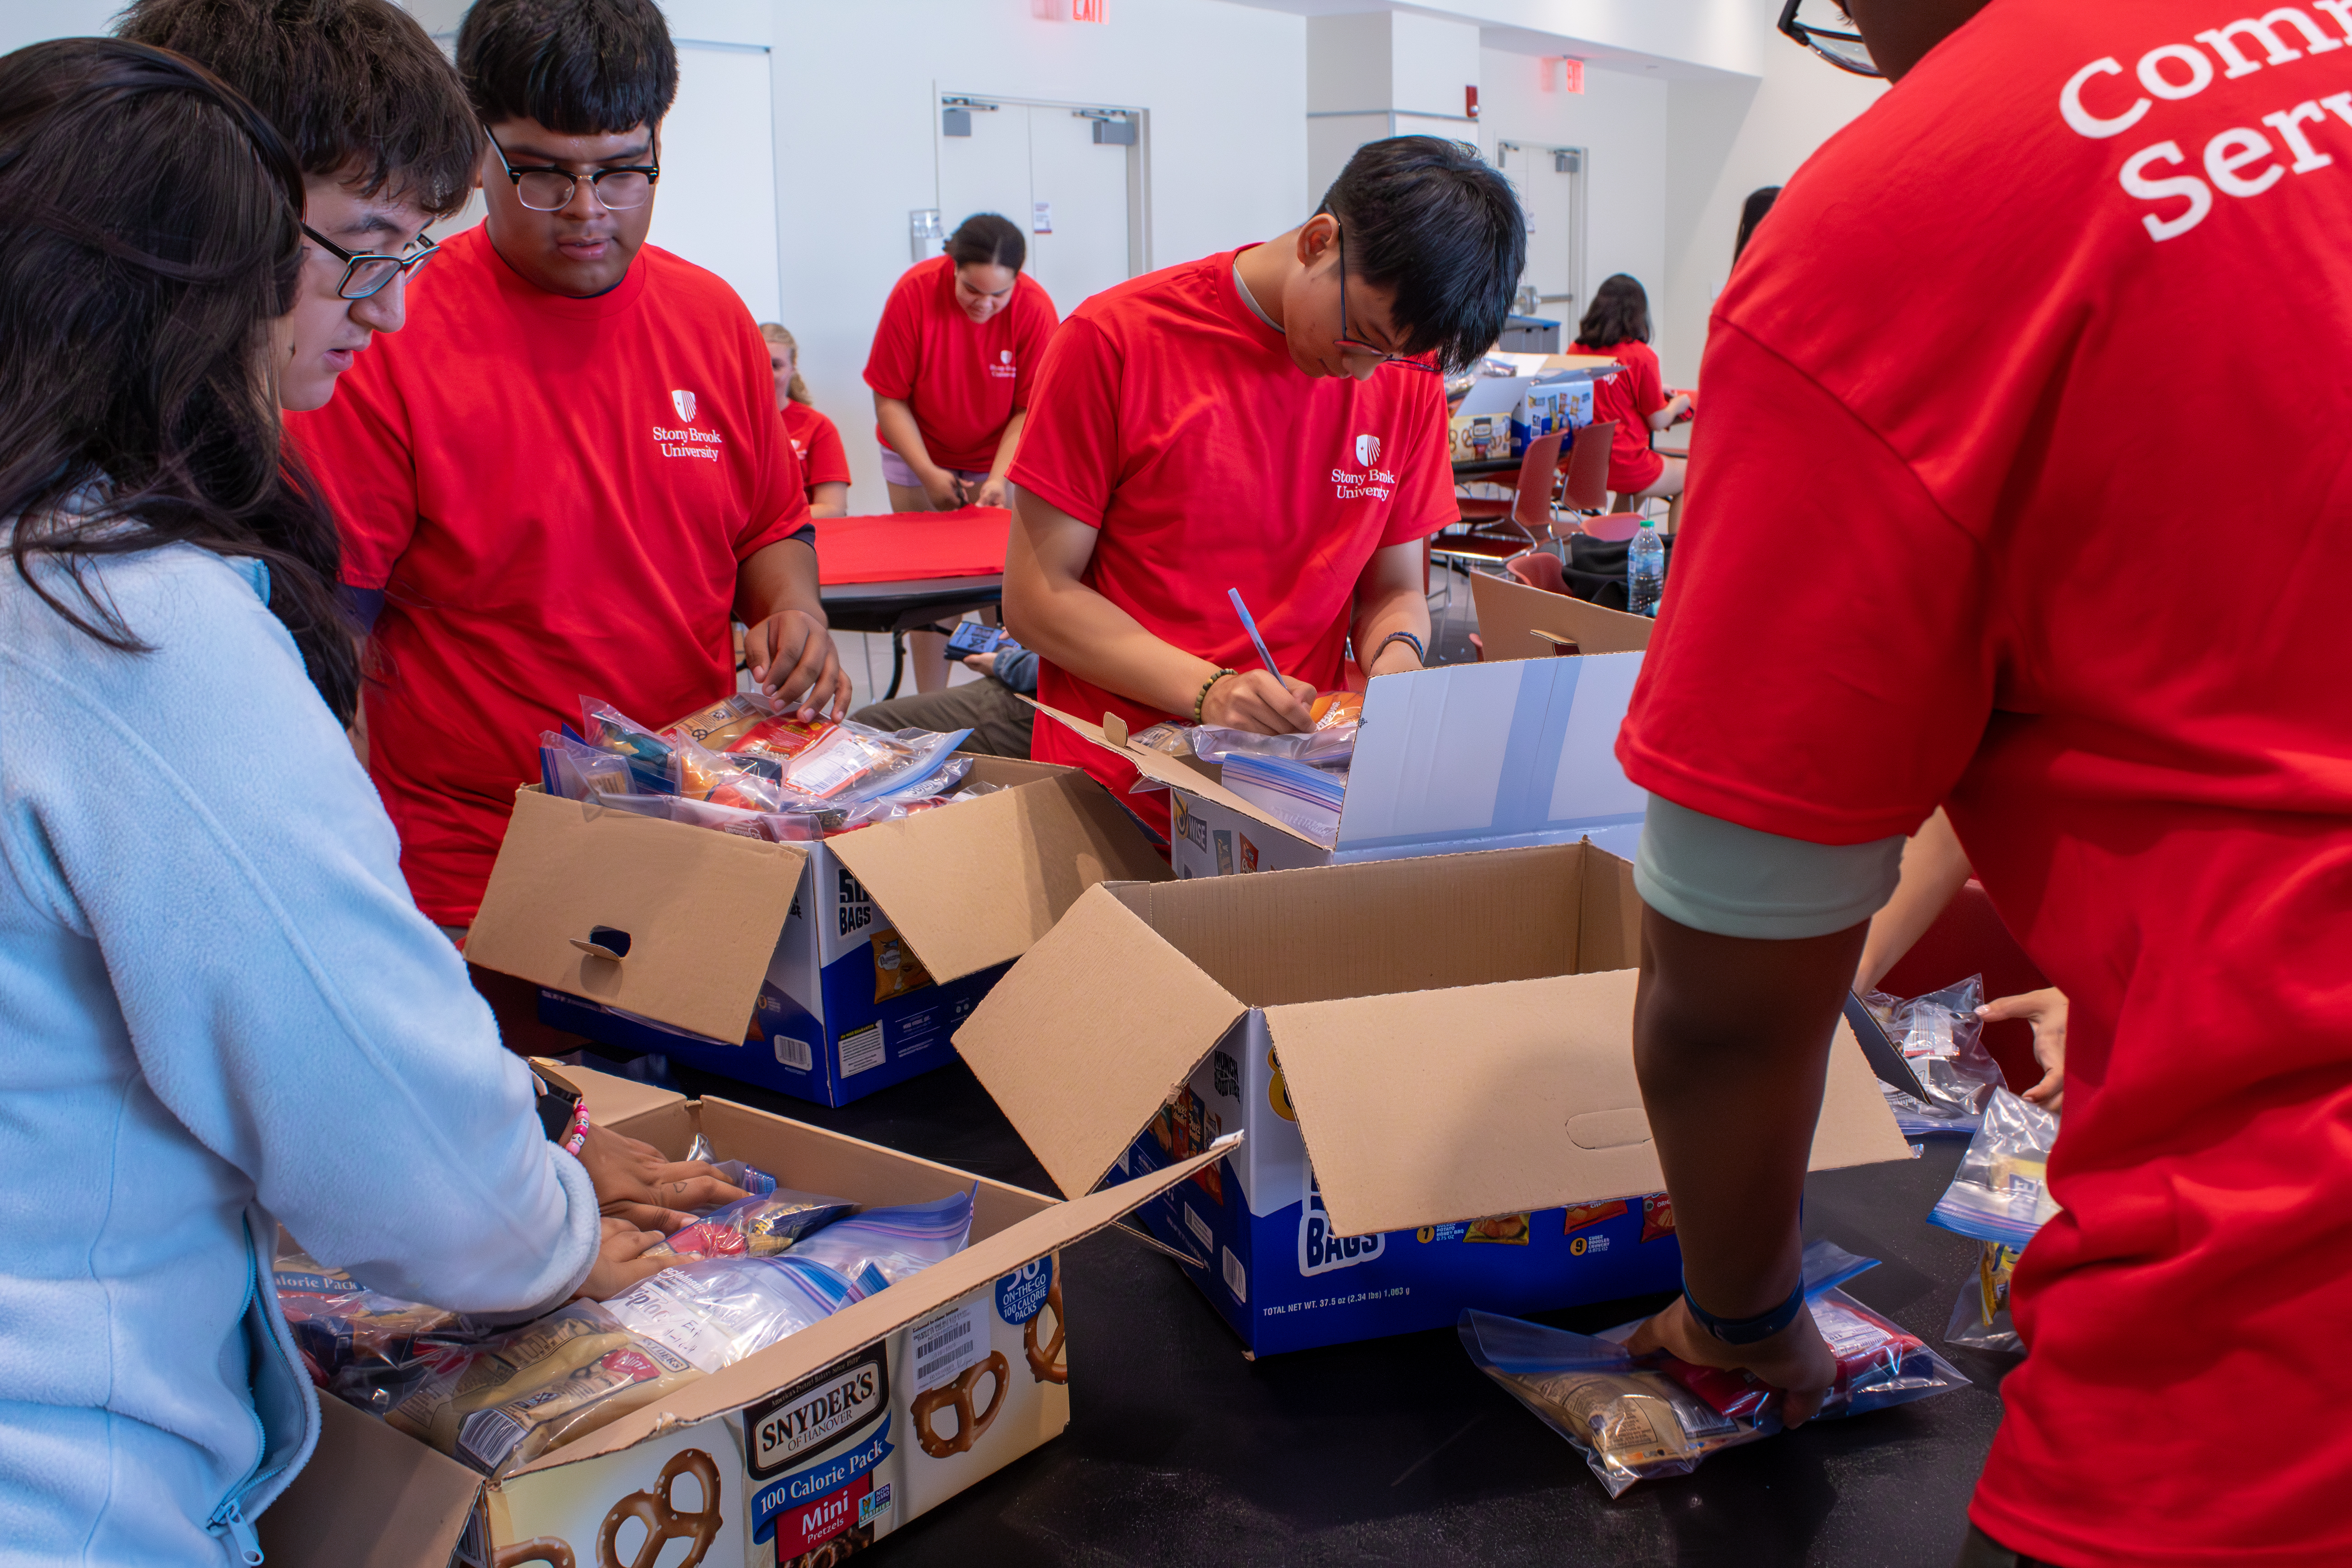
[646,1189,857,1260]
[273,1246,480,1409]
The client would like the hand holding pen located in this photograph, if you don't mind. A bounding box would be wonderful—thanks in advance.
[1203,588,1316,735]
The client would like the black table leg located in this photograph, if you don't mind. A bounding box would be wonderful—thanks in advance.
[887,630,907,699]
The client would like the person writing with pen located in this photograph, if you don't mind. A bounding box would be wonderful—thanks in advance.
[1003,137,1524,840]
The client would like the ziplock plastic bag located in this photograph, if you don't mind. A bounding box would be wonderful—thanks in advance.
[385,1303,702,1476]
[793,721,971,804]
[647,1188,857,1260]
[789,1185,976,1293]
[1945,1240,2025,1354]
[1187,725,1355,768]
[603,1254,859,1373]
[578,698,682,793]
[683,1132,778,1199]
[539,730,637,801]
[1865,975,2003,1135]
[880,753,972,801]
[274,1246,480,1406]
[1929,1086,2061,1249]
[1462,1240,1968,1497]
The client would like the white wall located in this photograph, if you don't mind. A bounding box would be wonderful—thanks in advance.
[772,0,1308,510]
[1659,13,1885,383]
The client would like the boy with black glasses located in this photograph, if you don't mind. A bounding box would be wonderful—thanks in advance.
[287,0,848,937]
[1002,136,1523,838]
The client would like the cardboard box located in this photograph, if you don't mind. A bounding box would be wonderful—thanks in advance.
[1469,568,1655,663]
[466,757,1170,1105]
[1447,361,1617,461]
[953,845,1910,1356]
[258,1063,1232,1568]
[1037,652,1651,878]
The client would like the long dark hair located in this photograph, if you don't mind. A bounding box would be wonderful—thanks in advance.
[1575,273,1651,350]
[0,38,360,722]
[1735,186,1782,262]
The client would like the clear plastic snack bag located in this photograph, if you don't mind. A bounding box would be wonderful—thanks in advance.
[603,1254,860,1373]
[273,1245,480,1407]
[1945,1240,2026,1355]
[682,1132,778,1200]
[577,697,681,793]
[1462,1240,1968,1497]
[1864,975,2004,1135]
[1930,1086,2061,1249]
[788,1185,976,1295]
[647,1188,858,1260]
[539,730,638,801]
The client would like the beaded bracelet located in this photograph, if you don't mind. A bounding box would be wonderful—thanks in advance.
[1375,630,1426,667]
[1193,667,1236,724]
[560,1100,591,1157]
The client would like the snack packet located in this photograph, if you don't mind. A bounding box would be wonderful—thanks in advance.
[646,1189,858,1260]
[539,730,638,801]
[682,1132,778,1200]
[788,1186,976,1294]
[578,698,681,793]
[603,1254,859,1373]
[1945,1240,2025,1354]
[1310,690,1363,729]
[273,1246,477,1406]
[1864,975,2004,1135]
[1929,1086,2061,1249]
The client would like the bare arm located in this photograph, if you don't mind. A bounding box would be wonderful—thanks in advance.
[874,392,963,509]
[1622,908,1867,1425]
[735,536,852,717]
[971,408,1027,511]
[1004,486,1313,732]
[808,481,849,519]
[1649,393,1694,431]
[1349,539,1434,679]
[1854,806,1973,991]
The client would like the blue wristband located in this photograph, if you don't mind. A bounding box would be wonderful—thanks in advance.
[1684,1276,1806,1345]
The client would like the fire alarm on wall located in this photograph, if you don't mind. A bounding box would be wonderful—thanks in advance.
[1465,84,1479,120]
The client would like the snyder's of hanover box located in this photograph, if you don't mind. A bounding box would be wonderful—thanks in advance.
[954,844,1910,1356]
[258,1064,1231,1568]
[464,757,1169,1106]
[1467,568,1655,664]
[1038,650,1650,883]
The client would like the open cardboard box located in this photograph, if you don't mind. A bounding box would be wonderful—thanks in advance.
[465,757,1170,1105]
[1469,568,1655,663]
[953,843,1910,1355]
[1035,652,1650,881]
[258,1062,1230,1568]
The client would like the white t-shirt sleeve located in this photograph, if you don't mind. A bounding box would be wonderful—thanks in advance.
[1635,793,1905,940]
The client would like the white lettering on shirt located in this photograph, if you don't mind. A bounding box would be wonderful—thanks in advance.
[652,423,725,463]
[2061,7,2352,241]
[1328,466,1397,502]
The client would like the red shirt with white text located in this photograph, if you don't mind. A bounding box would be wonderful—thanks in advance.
[862,255,1058,472]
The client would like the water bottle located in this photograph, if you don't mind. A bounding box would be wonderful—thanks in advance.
[1627,518,1666,617]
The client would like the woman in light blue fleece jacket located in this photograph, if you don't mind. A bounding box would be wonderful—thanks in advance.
[0,41,618,1564]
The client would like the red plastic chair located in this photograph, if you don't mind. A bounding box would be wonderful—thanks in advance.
[1558,421,1617,516]
[1562,512,1644,544]
[1435,430,1567,571]
[1880,882,2052,1097]
[1504,550,1570,596]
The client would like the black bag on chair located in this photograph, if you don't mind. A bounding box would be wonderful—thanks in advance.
[1565,533,1675,611]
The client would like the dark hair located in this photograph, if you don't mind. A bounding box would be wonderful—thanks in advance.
[116,0,481,216]
[1575,274,1651,349]
[1734,186,1782,262]
[457,0,677,135]
[945,213,1025,274]
[1317,136,1525,375]
[0,38,359,721]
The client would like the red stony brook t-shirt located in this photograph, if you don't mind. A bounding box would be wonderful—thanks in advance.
[288,227,810,924]
[1010,246,1456,838]
[1617,3,2352,1561]
[862,255,1058,473]
[781,400,852,490]
[1573,337,1666,494]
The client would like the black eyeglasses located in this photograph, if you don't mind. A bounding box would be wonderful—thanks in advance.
[1778,0,1882,76]
[485,126,660,212]
[1333,228,1439,375]
[301,224,437,301]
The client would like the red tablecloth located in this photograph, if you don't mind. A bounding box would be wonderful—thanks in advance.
[817,507,1010,586]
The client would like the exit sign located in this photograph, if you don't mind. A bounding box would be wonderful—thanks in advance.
[1070,0,1106,19]
[1561,57,1585,93]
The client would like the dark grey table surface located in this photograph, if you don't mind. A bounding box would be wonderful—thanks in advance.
[626,1052,2009,1568]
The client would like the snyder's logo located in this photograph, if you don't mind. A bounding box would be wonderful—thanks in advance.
[671,388,697,422]
[1355,433,1381,466]
[746,1346,888,1478]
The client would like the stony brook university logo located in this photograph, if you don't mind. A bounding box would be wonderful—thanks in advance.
[671,388,696,422]
[1330,433,1396,502]
[1355,433,1381,466]
[988,348,1017,380]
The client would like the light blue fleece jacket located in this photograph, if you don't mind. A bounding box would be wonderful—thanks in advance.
[0,539,602,1565]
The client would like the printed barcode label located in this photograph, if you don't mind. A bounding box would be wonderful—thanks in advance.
[774,1034,813,1071]
[839,1022,886,1077]
[911,1301,985,1388]
[1222,1245,1247,1303]
[456,1407,526,1472]
[1185,1204,1213,1251]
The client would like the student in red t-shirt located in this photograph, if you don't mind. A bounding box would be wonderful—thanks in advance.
[1004,137,1524,838]
[1615,0,2352,1563]
[1571,274,1690,515]
[289,0,847,936]
[866,213,1059,692]
[761,322,850,517]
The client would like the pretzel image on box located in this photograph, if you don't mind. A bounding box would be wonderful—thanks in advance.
[1024,1281,1067,1385]
[596,1449,722,1568]
[495,1540,575,1568]
[911,1352,1008,1458]
[780,1525,872,1568]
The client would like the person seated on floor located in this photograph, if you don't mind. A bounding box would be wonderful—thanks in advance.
[850,631,1036,759]
[1572,274,1689,518]
[763,321,850,518]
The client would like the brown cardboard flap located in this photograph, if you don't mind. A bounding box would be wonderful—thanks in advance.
[466,788,808,1043]
[1469,569,1655,663]
[1265,967,1910,1239]
[519,1139,1237,1472]
[535,1055,688,1130]
[828,767,1171,984]
[258,1395,481,1568]
[1025,700,1323,847]
[954,884,1247,1200]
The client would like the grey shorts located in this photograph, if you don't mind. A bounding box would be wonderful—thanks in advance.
[878,446,990,491]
